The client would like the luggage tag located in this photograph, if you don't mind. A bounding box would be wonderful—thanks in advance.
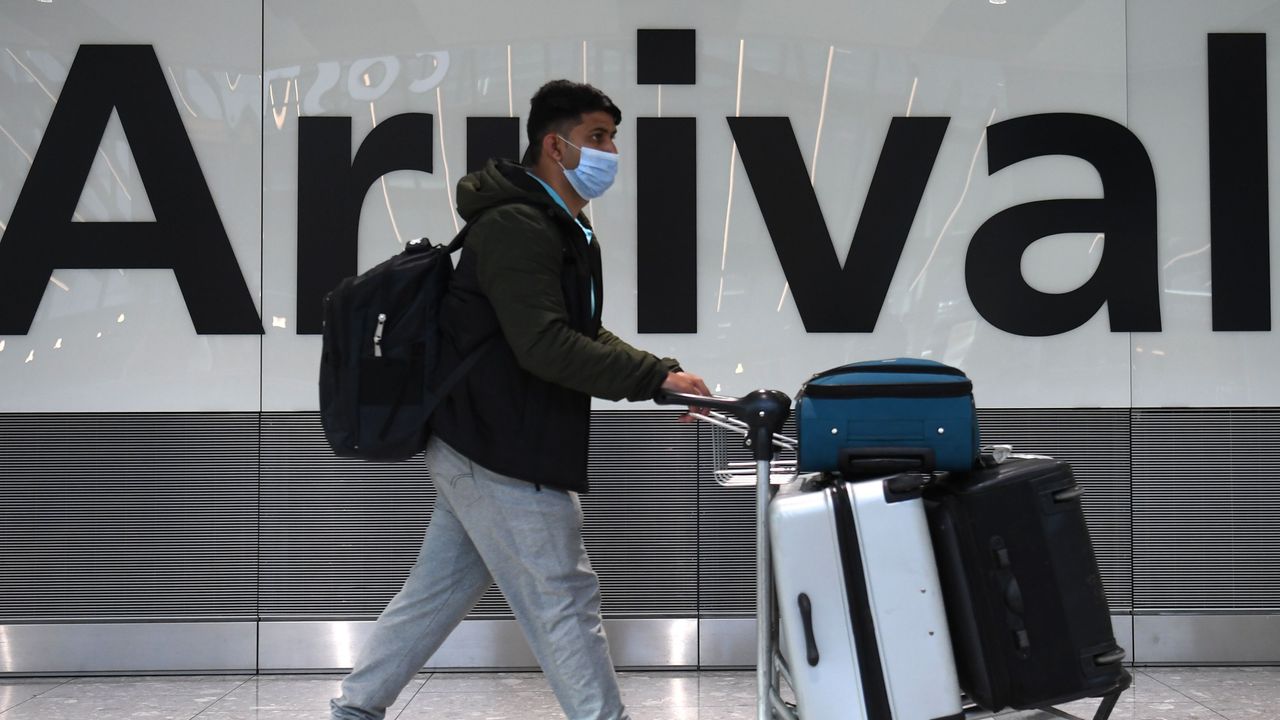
[979,444,1013,467]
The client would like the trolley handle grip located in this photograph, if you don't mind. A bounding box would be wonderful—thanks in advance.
[656,388,793,461]
[654,391,744,415]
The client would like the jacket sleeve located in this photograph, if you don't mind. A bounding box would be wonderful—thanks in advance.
[471,208,674,402]
[596,327,683,384]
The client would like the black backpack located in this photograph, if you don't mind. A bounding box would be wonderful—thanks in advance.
[318,207,515,460]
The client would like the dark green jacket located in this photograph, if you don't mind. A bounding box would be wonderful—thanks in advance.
[430,160,677,491]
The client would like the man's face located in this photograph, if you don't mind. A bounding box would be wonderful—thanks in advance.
[558,110,618,168]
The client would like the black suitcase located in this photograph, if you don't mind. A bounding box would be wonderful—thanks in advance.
[924,457,1130,714]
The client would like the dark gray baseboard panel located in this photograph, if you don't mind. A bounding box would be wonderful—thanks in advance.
[1132,409,1280,612]
[258,413,439,618]
[0,413,259,621]
[978,409,1133,611]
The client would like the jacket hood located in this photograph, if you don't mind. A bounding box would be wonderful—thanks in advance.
[456,159,560,222]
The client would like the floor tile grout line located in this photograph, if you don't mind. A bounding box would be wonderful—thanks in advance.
[0,670,1267,719]
[185,675,256,720]
[1137,668,1231,708]
[1,675,254,719]
[389,672,434,719]
[1139,668,1264,719]
[0,677,77,715]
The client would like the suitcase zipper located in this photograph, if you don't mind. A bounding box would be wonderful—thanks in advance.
[809,362,967,382]
[373,313,387,357]
[804,379,973,399]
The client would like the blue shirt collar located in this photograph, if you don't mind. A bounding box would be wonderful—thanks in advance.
[525,171,593,244]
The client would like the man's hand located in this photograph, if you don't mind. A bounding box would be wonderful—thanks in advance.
[660,371,712,423]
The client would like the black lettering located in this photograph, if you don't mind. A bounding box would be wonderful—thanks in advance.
[296,113,433,334]
[466,117,521,173]
[637,29,697,85]
[966,113,1160,336]
[637,117,697,333]
[1209,33,1270,331]
[0,45,261,335]
[727,116,949,332]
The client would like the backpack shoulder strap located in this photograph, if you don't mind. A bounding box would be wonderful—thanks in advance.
[427,197,544,417]
[443,198,544,253]
[422,340,489,420]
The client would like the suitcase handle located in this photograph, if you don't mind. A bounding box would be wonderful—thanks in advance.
[1053,485,1086,503]
[797,593,820,667]
[1094,648,1127,665]
[838,446,936,475]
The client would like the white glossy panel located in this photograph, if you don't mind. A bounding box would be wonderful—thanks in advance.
[261,0,465,409]
[0,0,262,412]
[1127,0,1280,406]
[654,0,1132,409]
[9,1,1280,411]
[257,0,1131,411]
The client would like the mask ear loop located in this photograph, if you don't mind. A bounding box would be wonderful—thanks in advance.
[555,134,581,171]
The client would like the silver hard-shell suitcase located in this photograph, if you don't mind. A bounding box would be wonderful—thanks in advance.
[770,474,964,720]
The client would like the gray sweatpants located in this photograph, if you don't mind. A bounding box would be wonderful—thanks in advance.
[330,436,630,720]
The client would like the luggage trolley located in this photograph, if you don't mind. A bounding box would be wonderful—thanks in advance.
[657,388,1130,720]
[657,388,795,720]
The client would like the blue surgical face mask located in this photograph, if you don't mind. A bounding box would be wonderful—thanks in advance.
[557,134,618,200]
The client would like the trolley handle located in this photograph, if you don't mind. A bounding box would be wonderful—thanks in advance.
[700,411,797,452]
[654,391,746,416]
[656,388,792,461]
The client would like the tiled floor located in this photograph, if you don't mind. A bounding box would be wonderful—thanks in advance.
[0,668,1277,719]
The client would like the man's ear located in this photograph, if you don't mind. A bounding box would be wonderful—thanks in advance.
[542,132,562,164]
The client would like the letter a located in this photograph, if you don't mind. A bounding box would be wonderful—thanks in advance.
[0,45,261,335]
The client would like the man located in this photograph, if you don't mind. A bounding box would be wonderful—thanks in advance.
[330,80,710,720]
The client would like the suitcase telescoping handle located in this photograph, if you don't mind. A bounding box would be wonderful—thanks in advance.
[655,389,792,461]
[838,446,936,475]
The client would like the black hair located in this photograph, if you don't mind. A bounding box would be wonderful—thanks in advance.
[522,79,622,166]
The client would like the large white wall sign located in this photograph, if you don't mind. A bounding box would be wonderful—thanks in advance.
[1,0,1278,412]
[0,1,262,411]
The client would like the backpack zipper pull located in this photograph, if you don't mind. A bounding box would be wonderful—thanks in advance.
[373,313,386,357]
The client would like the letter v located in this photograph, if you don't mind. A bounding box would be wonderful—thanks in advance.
[727,116,948,332]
